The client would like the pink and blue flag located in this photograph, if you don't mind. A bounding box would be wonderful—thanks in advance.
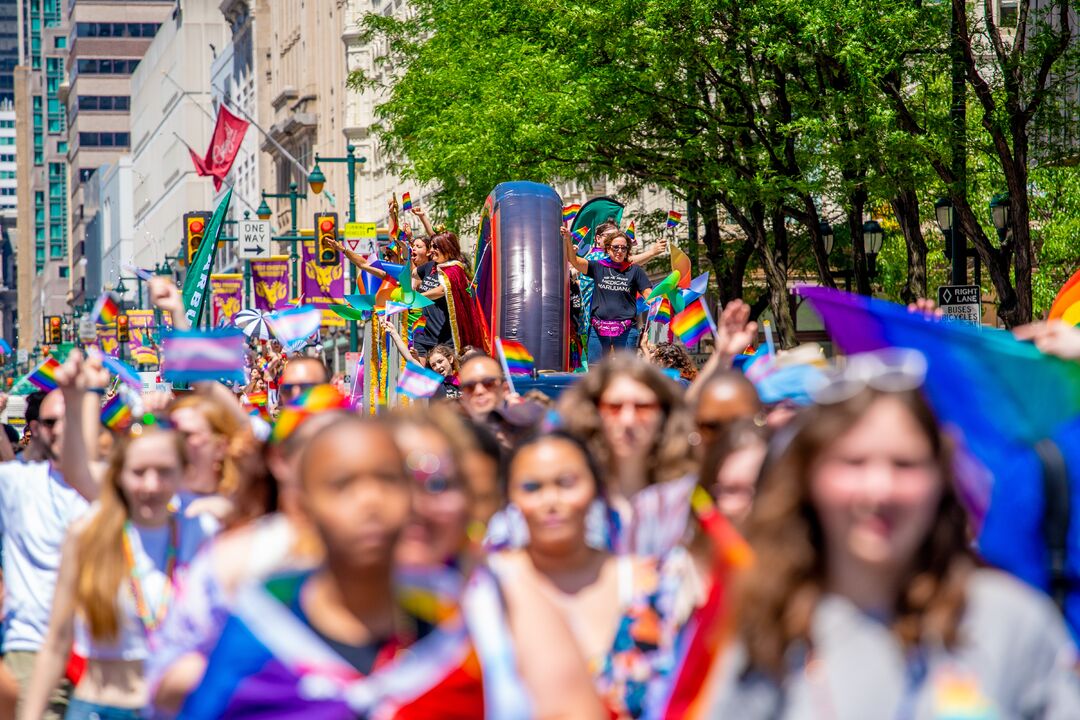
[396,361,444,399]
[161,329,246,384]
[101,354,142,391]
[267,306,323,352]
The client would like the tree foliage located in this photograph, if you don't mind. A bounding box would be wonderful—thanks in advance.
[351,0,1080,340]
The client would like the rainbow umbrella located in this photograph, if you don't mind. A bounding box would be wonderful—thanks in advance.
[799,286,1080,636]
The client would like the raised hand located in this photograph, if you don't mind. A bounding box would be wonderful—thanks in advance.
[149,276,182,314]
[907,298,943,318]
[1014,321,1080,361]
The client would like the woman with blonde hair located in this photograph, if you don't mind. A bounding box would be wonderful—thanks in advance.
[707,350,1080,717]
[21,371,217,720]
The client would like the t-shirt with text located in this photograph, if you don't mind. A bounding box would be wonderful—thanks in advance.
[586,260,650,322]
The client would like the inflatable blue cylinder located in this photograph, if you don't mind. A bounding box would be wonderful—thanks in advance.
[474,182,568,371]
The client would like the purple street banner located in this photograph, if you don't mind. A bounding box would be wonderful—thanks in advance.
[96,323,119,357]
[250,256,291,312]
[127,310,159,365]
[211,274,245,327]
[301,238,345,328]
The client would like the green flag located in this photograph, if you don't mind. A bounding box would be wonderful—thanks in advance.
[182,188,233,327]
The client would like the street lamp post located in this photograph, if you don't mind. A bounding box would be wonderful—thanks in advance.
[309,145,367,352]
[989,192,1011,245]
[258,182,308,298]
[863,220,884,281]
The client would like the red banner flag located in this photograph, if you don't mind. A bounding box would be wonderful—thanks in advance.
[189,105,249,190]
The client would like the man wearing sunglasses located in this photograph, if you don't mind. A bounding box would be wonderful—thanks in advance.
[458,354,508,422]
[0,389,88,717]
[277,356,330,405]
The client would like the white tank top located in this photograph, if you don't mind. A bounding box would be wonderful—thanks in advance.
[73,510,218,661]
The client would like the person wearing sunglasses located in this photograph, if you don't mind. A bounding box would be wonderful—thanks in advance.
[458,354,509,422]
[0,386,89,719]
[276,356,329,405]
[564,228,653,364]
[707,349,1080,717]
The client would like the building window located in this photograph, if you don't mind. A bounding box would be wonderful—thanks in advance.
[59,265,69,278]
[79,168,97,182]
[78,132,130,148]
[49,243,63,258]
[73,23,160,39]
[999,0,1018,27]
[74,95,130,112]
[54,37,65,49]
[73,58,140,77]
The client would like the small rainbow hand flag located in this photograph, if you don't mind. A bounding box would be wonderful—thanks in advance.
[100,394,132,430]
[410,314,427,340]
[572,225,590,243]
[28,357,61,391]
[92,293,120,325]
[499,339,535,375]
[671,298,714,346]
[396,361,444,399]
[246,390,268,407]
[562,204,582,224]
[401,192,413,212]
[626,220,636,243]
[666,210,682,229]
[649,297,673,324]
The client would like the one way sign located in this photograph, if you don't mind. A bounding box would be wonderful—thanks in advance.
[238,220,271,259]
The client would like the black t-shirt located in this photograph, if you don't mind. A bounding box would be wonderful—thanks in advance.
[586,260,650,321]
[415,261,451,350]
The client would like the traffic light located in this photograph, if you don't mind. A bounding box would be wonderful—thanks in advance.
[116,314,130,343]
[45,316,62,345]
[315,212,339,267]
[183,211,211,266]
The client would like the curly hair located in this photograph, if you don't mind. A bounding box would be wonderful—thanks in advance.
[557,352,696,489]
[651,342,698,382]
[734,388,974,678]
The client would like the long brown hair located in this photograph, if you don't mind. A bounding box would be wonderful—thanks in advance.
[734,388,974,677]
[557,353,695,488]
[76,426,188,640]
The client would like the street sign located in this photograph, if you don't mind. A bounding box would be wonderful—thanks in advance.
[238,220,271,259]
[344,222,378,256]
[77,315,97,343]
[937,284,982,326]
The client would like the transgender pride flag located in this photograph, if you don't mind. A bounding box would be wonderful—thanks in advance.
[161,329,246,385]
[396,361,444,399]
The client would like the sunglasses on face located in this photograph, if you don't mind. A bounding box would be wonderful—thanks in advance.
[609,245,629,254]
[460,377,501,395]
[597,400,661,419]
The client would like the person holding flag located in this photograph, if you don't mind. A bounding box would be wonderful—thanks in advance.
[564,227,653,362]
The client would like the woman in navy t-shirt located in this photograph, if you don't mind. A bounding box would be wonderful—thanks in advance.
[564,227,652,362]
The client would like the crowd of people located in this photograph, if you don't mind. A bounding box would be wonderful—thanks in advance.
[1,202,1080,720]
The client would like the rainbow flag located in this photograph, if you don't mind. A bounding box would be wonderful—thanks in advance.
[626,220,636,243]
[410,313,427,342]
[1050,267,1080,325]
[401,192,413,212]
[27,358,61,391]
[572,225,590,243]
[666,210,682,229]
[649,297,673,325]
[671,298,713,346]
[246,390,268,407]
[92,293,120,325]
[562,204,582,224]
[396,361,444,399]
[270,384,351,444]
[100,394,132,430]
[499,339,534,375]
[161,329,246,384]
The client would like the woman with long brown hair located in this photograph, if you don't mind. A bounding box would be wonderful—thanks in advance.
[707,350,1080,717]
[21,392,217,719]
[555,354,697,556]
